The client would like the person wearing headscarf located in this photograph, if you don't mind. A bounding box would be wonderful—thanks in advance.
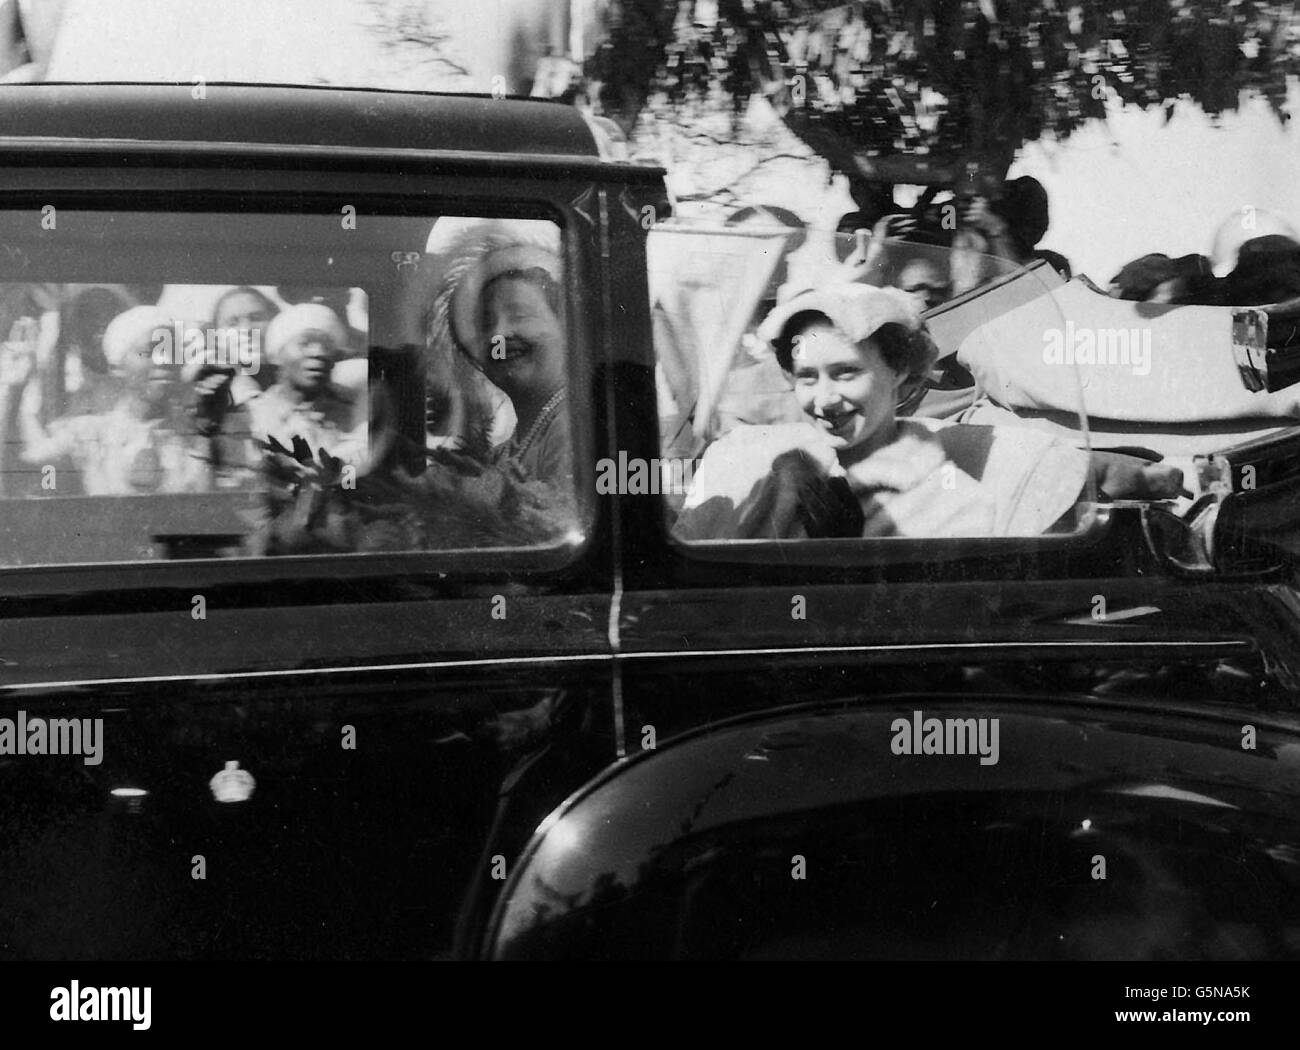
[2,304,216,494]
[244,302,367,466]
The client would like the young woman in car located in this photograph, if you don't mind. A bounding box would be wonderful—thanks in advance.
[673,285,1182,541]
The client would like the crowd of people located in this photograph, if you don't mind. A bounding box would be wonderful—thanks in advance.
[0,214,578,524]
[0,283,366,497]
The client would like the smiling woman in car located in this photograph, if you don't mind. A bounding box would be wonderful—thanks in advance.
[435,221,574,490]
[672,285,1183,541]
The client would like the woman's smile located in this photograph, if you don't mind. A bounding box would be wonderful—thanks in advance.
[789,321,904,461]
[814,406,858,438]
[496,338,535,362]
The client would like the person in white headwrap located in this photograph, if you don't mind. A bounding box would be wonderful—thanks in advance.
[244,302,367,466]
[1,304,217,494]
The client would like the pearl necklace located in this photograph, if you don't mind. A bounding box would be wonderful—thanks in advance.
[513,388,566,460]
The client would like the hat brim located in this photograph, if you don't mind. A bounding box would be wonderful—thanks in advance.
[450,244,561,355]
[758,284,919,350]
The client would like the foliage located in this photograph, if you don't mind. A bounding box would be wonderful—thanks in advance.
[246,435,578,556]
[589,1,1300,183]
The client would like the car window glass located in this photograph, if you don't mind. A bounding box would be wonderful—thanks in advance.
[647,219,1101,544]
[0,211,587,566]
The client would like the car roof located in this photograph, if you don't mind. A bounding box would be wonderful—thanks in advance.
[0,82,600,159]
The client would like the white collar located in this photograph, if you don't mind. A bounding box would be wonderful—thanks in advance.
[841,418,949,494]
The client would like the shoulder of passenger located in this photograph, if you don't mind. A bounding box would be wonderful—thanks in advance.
[708,421,835,456]
[926,418,1078,458]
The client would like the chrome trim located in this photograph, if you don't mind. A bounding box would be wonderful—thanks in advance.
[0,653,615,692]
[0,638,1252,693]
[616,639,1250,660]
[1232,307,1270,392]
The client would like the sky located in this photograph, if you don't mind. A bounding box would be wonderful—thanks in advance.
[1012,88,1300,283]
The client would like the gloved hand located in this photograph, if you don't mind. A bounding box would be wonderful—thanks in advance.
[1090,451,1189,500]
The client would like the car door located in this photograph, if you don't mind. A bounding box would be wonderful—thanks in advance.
[482,216,1300,959]
[0,132,625,959]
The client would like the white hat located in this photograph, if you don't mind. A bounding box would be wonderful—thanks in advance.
[263,303,347,365]
[428,220,562,356]
[759,284,937,376]
[102,306,171,369]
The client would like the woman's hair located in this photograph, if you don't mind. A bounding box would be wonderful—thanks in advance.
[773,310,935,380]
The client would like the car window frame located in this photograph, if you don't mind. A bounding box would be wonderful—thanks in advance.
[0,175,608,594]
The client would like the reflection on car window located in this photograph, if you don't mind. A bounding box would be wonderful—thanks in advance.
[0,212,586,567]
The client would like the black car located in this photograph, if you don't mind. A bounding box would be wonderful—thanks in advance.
[0,83,1299,962]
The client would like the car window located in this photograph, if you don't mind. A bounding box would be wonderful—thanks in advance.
[0,210,588,567]
[647,219,1101,545]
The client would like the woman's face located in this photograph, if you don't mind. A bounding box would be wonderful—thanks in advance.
[278,328,340,395]
[789,321,904,459]
[215,291,275,335]
[216,291,277,385]
[478,275,565,401]
[116,333,175,415]
[896,259,951,312]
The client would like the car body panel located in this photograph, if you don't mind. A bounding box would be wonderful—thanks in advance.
[487,695,1300,960]
[0,85,1298,961]
[0,84,601,158]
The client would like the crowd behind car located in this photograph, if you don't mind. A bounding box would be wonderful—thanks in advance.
[842,178,1300,325]
[0,283,368,497]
